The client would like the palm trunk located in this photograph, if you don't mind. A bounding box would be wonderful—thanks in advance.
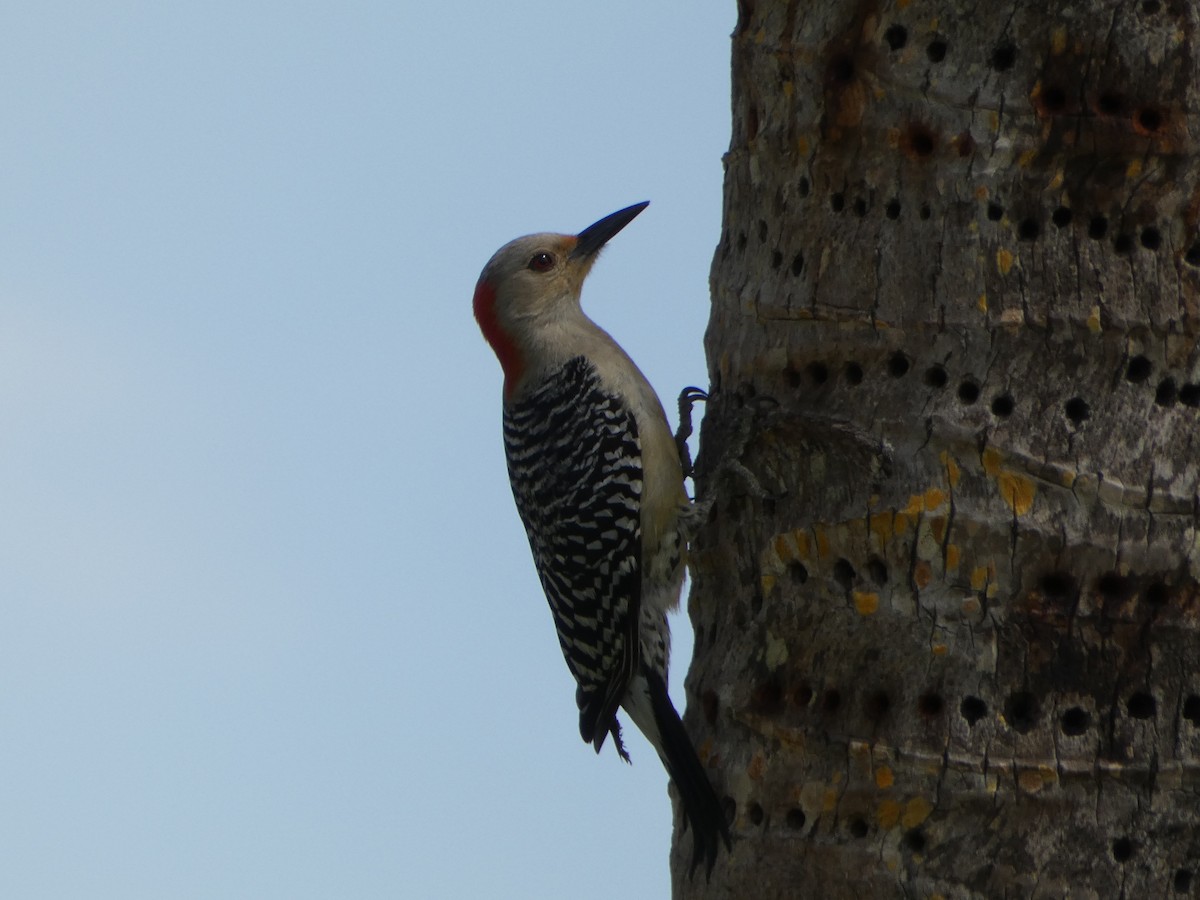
[674,0,1200,896]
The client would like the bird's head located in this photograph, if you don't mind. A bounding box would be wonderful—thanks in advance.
[473,202,648,395]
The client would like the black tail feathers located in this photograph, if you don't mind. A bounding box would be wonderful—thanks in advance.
[646,670,731,878]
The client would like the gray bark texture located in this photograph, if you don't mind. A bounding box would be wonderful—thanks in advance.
[671,0,1200,896]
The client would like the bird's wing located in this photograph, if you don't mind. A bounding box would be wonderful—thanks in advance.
[503,356,642,755]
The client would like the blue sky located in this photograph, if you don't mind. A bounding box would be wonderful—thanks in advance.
[0,3,733,896]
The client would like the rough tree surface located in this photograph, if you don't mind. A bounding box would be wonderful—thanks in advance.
[672,0,1200,896]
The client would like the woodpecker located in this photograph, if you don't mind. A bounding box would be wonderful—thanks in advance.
[474,202,729,875]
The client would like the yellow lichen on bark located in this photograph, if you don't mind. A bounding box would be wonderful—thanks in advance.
[941,452,961,487]
[853,591,879,615]
[996,471,1036,515]
[901,797,934,829]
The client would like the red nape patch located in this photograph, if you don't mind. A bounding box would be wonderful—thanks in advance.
[472,277,524,395]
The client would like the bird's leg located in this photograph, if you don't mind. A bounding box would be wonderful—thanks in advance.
[674,386,708,481]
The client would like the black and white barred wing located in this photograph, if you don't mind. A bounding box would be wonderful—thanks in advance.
[503,357,642,756]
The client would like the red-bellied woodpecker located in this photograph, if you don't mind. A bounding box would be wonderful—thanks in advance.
[474,202,730,875]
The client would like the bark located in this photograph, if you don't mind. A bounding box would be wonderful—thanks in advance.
[673,0,1200,896]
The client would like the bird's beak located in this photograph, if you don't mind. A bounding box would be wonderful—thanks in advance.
[570,201,650,260]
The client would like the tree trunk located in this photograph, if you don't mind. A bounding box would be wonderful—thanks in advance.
[674,0,1200,896]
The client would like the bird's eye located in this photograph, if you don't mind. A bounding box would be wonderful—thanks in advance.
[528,252,555,272]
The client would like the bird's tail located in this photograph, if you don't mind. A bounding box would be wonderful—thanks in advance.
[626,670,731,878]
